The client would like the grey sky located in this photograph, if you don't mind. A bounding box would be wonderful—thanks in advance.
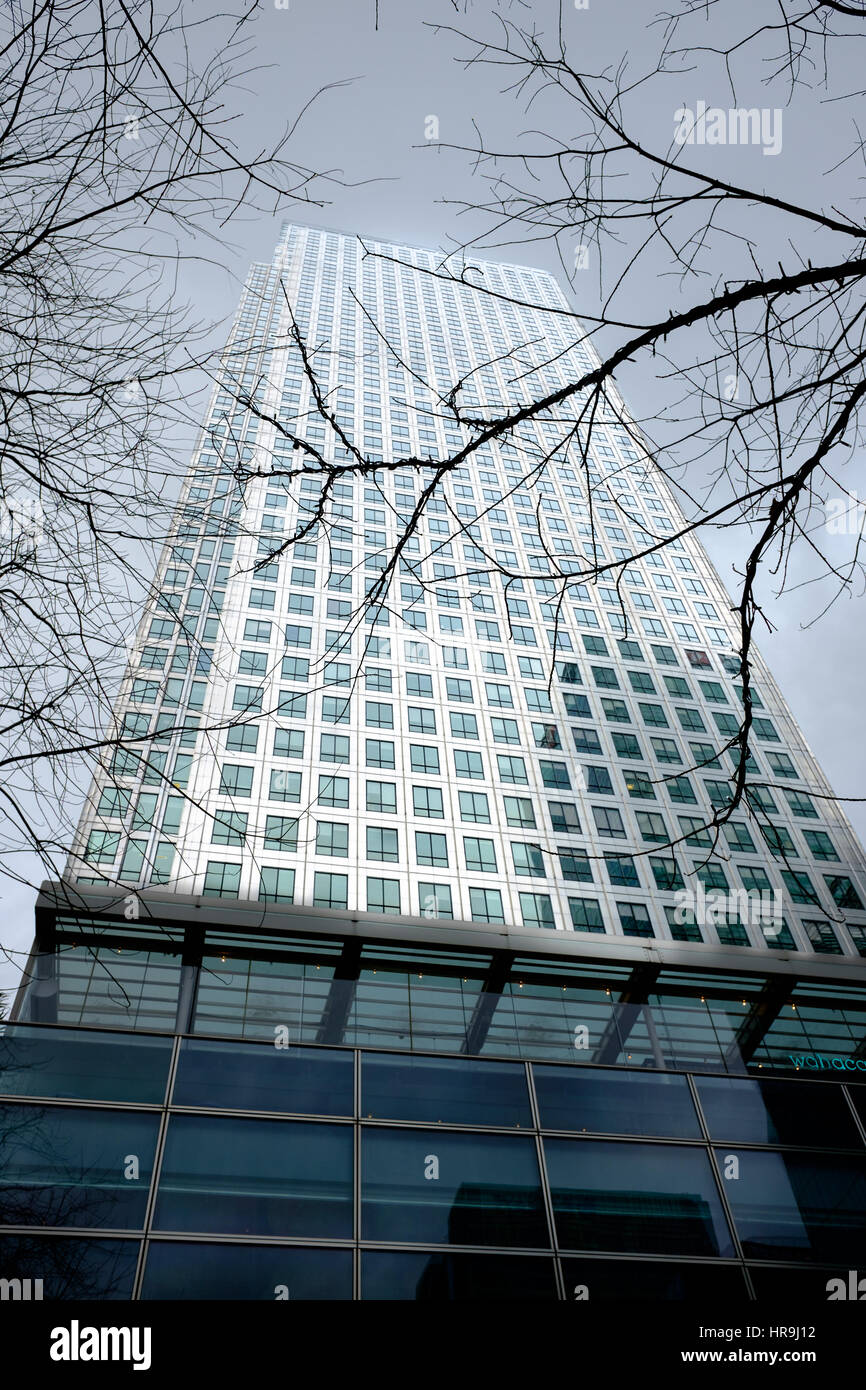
[3,0,864,998]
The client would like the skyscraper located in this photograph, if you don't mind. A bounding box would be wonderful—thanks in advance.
[6,223,866,1302]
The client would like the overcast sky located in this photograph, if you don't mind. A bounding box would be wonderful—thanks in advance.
[4,0,865,1000]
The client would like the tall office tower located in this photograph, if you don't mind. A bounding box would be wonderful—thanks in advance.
[7,224,866,1303]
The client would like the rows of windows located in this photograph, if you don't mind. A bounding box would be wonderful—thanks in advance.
[2,1029,865,1297]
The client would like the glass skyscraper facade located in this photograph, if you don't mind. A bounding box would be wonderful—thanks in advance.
[5,223,866,1300]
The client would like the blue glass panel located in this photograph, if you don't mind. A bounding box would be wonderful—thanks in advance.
[361,1053,530,1127]
[0,1025,171,1104]
[0,1235,138,1298]
[141,1241,352,1299]
[697,1076,863,1148]
[0,1104,158,1229]
[715,1148,866,1263]
[561,1257,748,1301]
[173,1039,353,1115]
[154,1116,353,1238]
[533,1065,700,1138]
[361,1128,547,1247]
[545,1137,735,1257]
[362,1250,557,1300]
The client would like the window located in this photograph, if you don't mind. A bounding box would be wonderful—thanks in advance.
[459,790,490,823]
[366,701,393,729]
[451,712,479,740]
[259,867,295,903]
[485,683,513,708]
[612,732,643,759]
[524,688,553,713]
[406,673,433,698]
[454,750,484,780]
[446,677,474,703]
[366,667,392,693]
[491,717,521,745]
[559,849,592,883]
[320,734,350,764]
[677,707,706,733]
[497,754,528,784]
[273,729,304,760]
[469,887,505,924]
[666,776,697,805]
[605,854,640,888]
[418,883,454,919]
[263,816,298,852]
[219,764,253,797]
[640,703,668,728]
[511,842,546,877]
[366,781,397,815]
[824,875,864,909]
[804,829,839,861]
[415,832,449,868]
[724,822,756,853]
[601,698,630,723]
[84,830,120,863]
[322,696,351,724]
[464,837,498,873]
[593,806,626,839]
[519,892,555,929]
[539,761,570,790]
[226,726,259,754]
[781,869,820,906]
[585,765,614,795]
[572,727,602,756]
[232,684,263,713]
[368,826,399,862]
[617,902,654,937]
[367,878,401,913]
[784,789,818,819]
[268,769,302,803]
[802,919,842,955]
[366,739,395,770]
[695,861,728,891]
[760,824,797,857]
[411,746,441,775]
[624,770,656,800]
[313,873,348,910]
[281,656,309,682]
[203,861,241,898]
[651,857,684,892]
[503,796,536,829]
[408,707,437,735]
[767,750,797,779]
[569,898,605,932]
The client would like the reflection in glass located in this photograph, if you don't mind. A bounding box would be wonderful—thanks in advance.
[154,1115,353,1238]
[0,1104,158,1230]
[362,1128,548,1247]
[0,1235,138,1299]
[141,1241,352,1299]
[714,1149,866,1263]
[362,1250,557,1300]
[361,1053,530,1127]
[697,1075,863,1148]
[173,1039,352,1115]
[0,1025,171,1104]
[534,1066,700,1138]
[545,1138,735,1257]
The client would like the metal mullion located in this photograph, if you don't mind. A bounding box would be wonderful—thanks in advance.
[685,1071,755,1300]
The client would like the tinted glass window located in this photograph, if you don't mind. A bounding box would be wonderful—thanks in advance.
[361,1128,547,1247]
[0,1235,138,1299]
[361,1054,530,1128]
[545,1138,734,1257]
[714,1149,866,1263]
[0,1025,171,1104]
[696,1076,863,1148]
[362,1250,557,1301]
[173,1040,352,1116]
[154,1116,353,1239]
[0,1103,158,1229]
[533,1066,700,1138]
[142,1241,352,1300]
